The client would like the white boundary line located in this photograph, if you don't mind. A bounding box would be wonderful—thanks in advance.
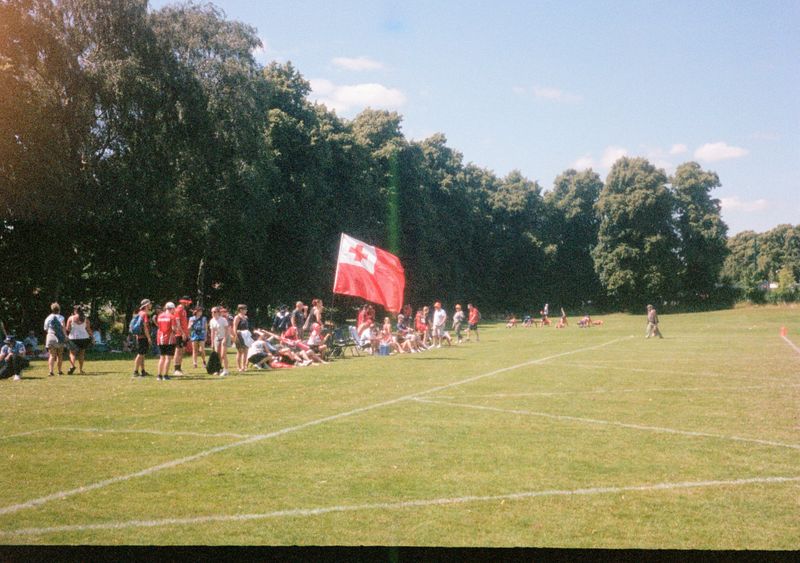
[431,382,800,399]
[782,334,800,356]
[415,398,800,451]
[0,336,632,517]
[2,475,797,537]
[0,427,258,441]
[548,362,793,382]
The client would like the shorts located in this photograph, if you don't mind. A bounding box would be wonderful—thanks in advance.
[433,326,444,337]
[248,353,268,365]
[136,337,149,355]
[469,323,478,330]
[158,344,175,356]
[70,338,91,350]
[190,334,206,342]
[46,337,64,351]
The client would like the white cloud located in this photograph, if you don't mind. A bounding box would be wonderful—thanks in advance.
[533,86,582,103]
[720,197,769,212]
[601,146,628,168]
[694,142,749,162]
[669,143,688,155]
[514,85,582,103]
[332,56,384,71]
[571,154,595,170]
[310,79,406,115]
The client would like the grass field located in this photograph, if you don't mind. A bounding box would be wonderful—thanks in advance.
[1,306,798,547]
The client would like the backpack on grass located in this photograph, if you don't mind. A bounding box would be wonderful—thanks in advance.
[206,351,221,374]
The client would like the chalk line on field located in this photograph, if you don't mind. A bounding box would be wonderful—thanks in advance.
[782,334,800,356]
[415,398,800,451]
[0,336,632,517]
[1,475,797,537]
[431,382,800,399]
[548,362,793,382]
[0,427,257,441]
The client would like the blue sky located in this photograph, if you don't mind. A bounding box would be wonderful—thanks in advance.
[151,0,799,234]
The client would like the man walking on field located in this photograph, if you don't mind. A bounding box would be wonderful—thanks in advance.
[645,304,663,339]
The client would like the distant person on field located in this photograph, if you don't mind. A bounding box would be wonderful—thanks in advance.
[432,302,447,348]
[188,306,207,368]
[156,302,180,380]
[645,304,663,339]
[291,301,306,340]
[0,334,27,380]
[556,307,568,329]
[209,306,230,377]
[452,304,465,343]
[466,303,480,342]
[172,296,192,376]
[65,305,92,374]
[23,330,38,356]
[132,299,153,378]
[233,304,250,372]
[43,302,66,376]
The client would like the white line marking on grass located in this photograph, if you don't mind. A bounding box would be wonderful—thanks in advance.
[782,334,800,356]
[50,427,259,439]
[550,362,792,382]
[415,399,800,451]
[432,382,800,399]
[0,337,631,517]
[0,428,54,440]
[2,475,798,537]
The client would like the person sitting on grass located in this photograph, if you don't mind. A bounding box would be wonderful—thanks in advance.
[247,330,274,369]
[578,314,592,328]
[522,315,532,328]
[506,315,517,328]
[23,331,38,356]
[282,326,327,364]
[397,314,421,353]
[0,335,28,380]
[306,322,330,359]
[260,330,310,366]
[357,319,379,355]
[380,317,407,354]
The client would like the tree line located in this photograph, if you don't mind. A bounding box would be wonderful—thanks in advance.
[1,0,787,335]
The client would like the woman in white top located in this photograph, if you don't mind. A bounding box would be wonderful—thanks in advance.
[43,302,66,376]
[65,305,92,374]
[208,306,230,376]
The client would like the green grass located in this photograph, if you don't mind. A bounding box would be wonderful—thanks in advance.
[1,306,798,547]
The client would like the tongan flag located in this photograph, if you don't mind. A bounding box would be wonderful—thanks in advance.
[333,233,405,313]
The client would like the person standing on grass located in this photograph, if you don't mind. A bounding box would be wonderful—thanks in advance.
[132,299,152,378]
[43,302,66,376]
[188,306,207,369]
[209,306,230,377]
[452,304,465,344]
[172,296,191,376]
[466,303,480,342]
[645,304,663,339]
[65,305,92,374]
[233,304,250,372]
[155,302,180,380]
[432,302,447,348]
[291,301,306,340]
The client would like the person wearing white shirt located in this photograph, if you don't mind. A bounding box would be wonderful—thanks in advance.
[432,302,447,348]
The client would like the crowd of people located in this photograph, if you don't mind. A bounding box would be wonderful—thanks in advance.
[0,298,665,381]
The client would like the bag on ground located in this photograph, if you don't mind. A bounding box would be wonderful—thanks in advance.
[206,351,221,374]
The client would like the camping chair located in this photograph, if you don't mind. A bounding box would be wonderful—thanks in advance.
[329,327,356,358]
[348,325,371,356]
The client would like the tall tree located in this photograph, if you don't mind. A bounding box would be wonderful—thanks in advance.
[593,157,679,308]
[670,162,728,301]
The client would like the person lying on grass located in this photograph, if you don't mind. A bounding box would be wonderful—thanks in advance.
[260,330,311,366]
[282,326,327,364]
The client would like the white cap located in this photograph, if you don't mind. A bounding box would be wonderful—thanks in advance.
[165,302,176,309]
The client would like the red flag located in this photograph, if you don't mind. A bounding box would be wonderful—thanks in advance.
[333,233,405,313]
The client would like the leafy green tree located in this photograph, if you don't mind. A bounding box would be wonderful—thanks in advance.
[544,168,603,307]
[670,162,728,301]
[593,157,679,308]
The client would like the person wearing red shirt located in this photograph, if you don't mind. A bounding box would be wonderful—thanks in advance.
[467,303,481,342]
[156,302,180,380]
[172,296,191,376]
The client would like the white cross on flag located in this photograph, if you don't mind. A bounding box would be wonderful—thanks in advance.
[333,233,405,312]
